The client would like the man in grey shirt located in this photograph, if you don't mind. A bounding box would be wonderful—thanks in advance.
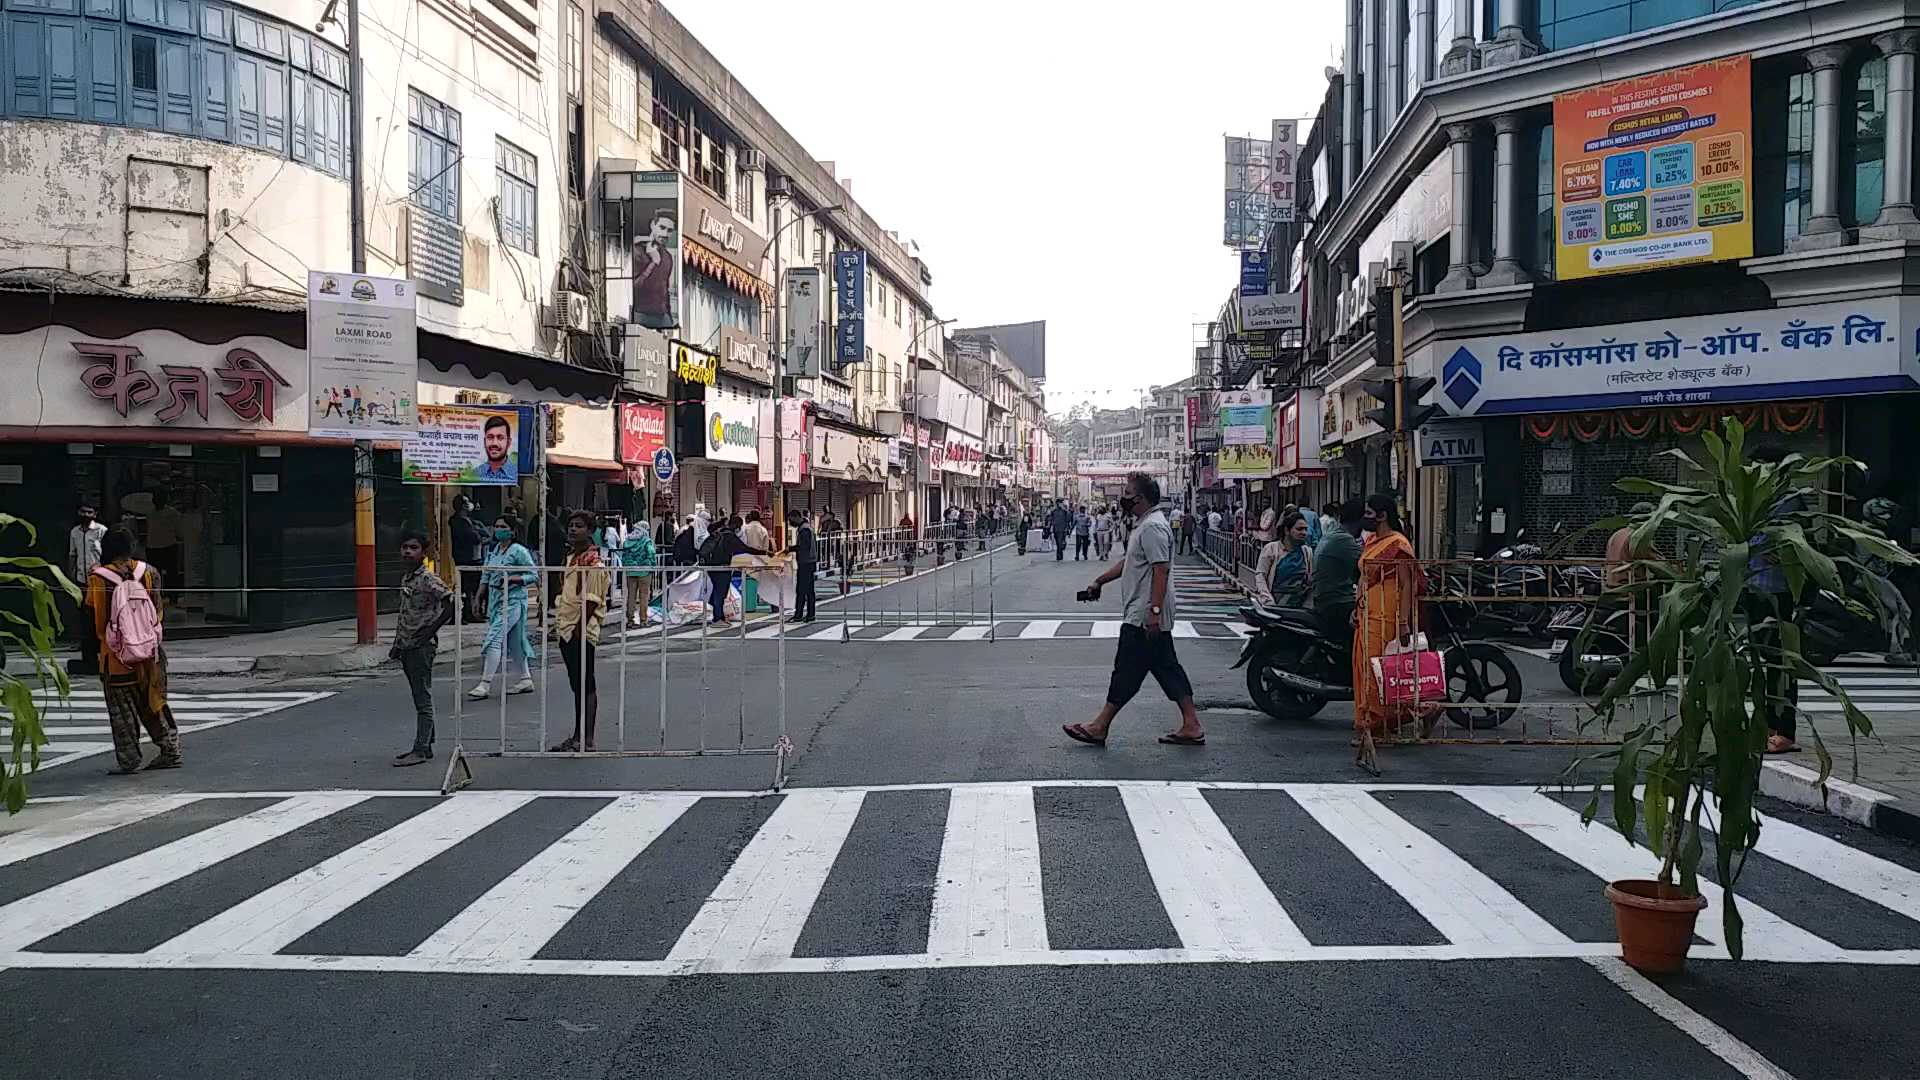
[1062,471,1205,747]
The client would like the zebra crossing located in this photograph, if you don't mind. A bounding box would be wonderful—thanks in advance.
[4,781,1919,977]
[1800,663,1920,713]
[733,619,1250,642]
[1172,556,1248,620]
[25,690,335,771]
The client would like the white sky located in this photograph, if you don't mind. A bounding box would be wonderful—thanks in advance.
[667,0,1344,416]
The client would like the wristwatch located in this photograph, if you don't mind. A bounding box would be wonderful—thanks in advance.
[1150,605,1162,616]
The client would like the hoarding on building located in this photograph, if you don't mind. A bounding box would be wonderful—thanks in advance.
[833,250,867,370]
[1223,135,1274,248]
[306,271,416,439]
[757,399,807,484]
[1275,388,1324,476]
[1218,388,1271,445]
[784,267,824,377]
[403,404,527,485]
[618,403,667,465]
[1554,55,1752,281]
[1429,297,1920,416]
[605,170,683,331]
[701,383,761,465]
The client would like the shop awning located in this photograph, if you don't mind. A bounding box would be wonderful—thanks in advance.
[419,331,620,407]
[548,453,625,473]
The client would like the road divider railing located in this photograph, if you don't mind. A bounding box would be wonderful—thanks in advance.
[442,561,791,794]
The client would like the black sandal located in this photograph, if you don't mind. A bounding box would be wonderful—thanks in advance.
[1062,723,1107,747]
[1158,732,1206,746]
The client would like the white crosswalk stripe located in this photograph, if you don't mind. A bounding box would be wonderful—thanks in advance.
[4,783,1920,976]
[26,689,335,771]
[738,619,1248,642]
[1800,665,1920,713]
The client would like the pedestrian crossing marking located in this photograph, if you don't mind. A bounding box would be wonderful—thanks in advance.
[738,619,1248,642]
[27,690,335,773]
[5,782,1920,975]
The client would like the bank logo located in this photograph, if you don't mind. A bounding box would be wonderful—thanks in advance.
[1443,347,1482,410]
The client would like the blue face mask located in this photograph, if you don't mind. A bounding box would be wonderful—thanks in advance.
[494,526,512,542]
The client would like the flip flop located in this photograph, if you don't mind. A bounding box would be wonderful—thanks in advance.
[1062,723,1106,747]
[1158,733,1206,746]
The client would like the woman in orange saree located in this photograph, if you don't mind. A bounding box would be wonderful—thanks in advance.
[1353,493,1422,772]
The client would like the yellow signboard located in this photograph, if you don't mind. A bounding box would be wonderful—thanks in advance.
[1554,55,1752,280]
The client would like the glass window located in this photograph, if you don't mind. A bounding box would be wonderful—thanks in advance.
[607,47,636,137]
[409,88,460,222]
[1852,56,1888,228]
[1783,71,1813,245]
[1539,0,1763,52]
[495,137,536,254]
[563,3,583,102]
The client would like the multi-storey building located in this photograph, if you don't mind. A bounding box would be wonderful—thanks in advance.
[1295,0,1920,557]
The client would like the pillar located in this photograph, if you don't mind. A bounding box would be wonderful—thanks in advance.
[1415,0,1436,85]
[1344,0,1363,191]
[1481,113,1532,285]
[1792,44,1853,251]
[1482,0,1540,66]
[1388,0,1407,115]
[1361,0,1379,149]
[1441,0,1476,75]
[1437,122,1480,293]
[1866,30,1920,239]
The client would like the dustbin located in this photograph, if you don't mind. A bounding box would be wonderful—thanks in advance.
[743,576,761,612]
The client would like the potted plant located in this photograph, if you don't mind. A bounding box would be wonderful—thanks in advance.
[1576,419,1914,971]
[0,513,79,814]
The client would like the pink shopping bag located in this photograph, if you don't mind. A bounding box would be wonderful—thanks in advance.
[1372,644,1445,705]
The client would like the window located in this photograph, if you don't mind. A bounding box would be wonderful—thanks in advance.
[1851,56,1888,227]
[1537,0,1764,52]
[1531,122,1553,277]
[409,88,460,221]
[495,138,536,254]
[653,79,689,168]
[607,46,636,137]
[734,162,754,222]
[1782,71,1813,245]
[893,295,901,325]
[690,113,727,198]
[1,0,348,176]
[563,3,583,102]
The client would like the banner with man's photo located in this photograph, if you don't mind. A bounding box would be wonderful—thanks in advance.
[601,170,682,332]
[403,404,534,485]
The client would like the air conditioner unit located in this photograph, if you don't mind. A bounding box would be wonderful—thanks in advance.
[1390,240,1416,273]
[556,291,592,332]
[741,148,767,171]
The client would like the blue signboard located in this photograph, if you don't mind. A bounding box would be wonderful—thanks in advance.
[652,446,676,483]
[1239,251,1269,297]
[833,249,867,369]
[1603,150,1647,197]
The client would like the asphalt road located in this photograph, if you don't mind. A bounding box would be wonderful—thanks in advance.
[6,550,1919,1079]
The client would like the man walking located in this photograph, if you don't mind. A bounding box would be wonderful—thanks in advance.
[1073,504,1092,561]
[391,530,455,767]
[86,527,182,774]
[550,510,611,752]
[1062,472,1204,748]
[69,503,107,675]
[448,495,483,613]
[787,509,818,623]
[1048,498,1073,562]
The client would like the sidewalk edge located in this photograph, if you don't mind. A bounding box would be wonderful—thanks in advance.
[1757,759,1920,838]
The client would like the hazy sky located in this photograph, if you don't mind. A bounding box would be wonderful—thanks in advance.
[668,0,1344,416]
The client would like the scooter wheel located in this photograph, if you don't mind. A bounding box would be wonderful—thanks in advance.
[1447,643,1522,730]
[1246,639,1328,722]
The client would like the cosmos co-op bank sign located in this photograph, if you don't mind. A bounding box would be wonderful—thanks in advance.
[1425,298,1920,417]
[702,386,761,465]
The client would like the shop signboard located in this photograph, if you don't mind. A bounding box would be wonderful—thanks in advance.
[701,383,761,465]
[1218,387,1271,445]
[4,326,306,433]
[620,325,671,399]
[1239,250,1269,296]
[673,342,718,386]
[403,404,531,485]
[1238,291,1303,331]
[941,430,984,476]
[307,271,417,439]
[811,425,860,480]
[719,325,774,385]
[1430,297,1920,417]
[617,403,667,465]
[833,249,867,371]
[1554,55,1752,281]
[1275,387,1324,475]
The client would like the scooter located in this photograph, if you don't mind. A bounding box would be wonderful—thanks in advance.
[1800,586,1891,667]
[1548,602,1631,695]
[1234,596,1522,729]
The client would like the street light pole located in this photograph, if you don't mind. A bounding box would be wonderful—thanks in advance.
[345,0,376,644]
[763,197,842,540]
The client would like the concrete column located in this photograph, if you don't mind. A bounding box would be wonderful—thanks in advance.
[1361,0,1379,149]
[1344,0,1363,191]
[1441,0,1476,75]
[1482,0,1540,66]
[1437,122,1480,293]
[1867,30,1920,239]
[1793,44,1853,251]
[1481,113,1532,285]
[1415,0,1436,85]
[1388,0,1407,115]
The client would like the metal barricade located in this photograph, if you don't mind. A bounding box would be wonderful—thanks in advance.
[1337,554,1668,773]
[847,521,1009,634]
[441,561,790,794]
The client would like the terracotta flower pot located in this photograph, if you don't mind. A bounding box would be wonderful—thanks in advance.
[1606,879,1708,974]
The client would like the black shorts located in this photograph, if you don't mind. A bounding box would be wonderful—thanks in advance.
[1107,624,1194,708]
[560,633,596,695]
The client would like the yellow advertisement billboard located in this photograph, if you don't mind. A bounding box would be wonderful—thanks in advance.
[1554,55,1752,281]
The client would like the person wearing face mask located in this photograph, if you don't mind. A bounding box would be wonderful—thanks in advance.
[470,515,537,700]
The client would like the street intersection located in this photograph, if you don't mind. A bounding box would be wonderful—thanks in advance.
[5,548,1920,1078]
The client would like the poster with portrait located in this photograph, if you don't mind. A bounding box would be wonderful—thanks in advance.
[403,404,524,485]
[627,171,682,331]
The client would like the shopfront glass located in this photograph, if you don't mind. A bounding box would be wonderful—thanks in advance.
[70,447,248,627]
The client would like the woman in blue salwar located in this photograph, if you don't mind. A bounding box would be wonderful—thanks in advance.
[469,514,537,700]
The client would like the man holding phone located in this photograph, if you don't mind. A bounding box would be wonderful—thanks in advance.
[1062,471,1204,748]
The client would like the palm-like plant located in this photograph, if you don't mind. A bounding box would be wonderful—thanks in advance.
[0,513,79,813]
[1580,418,1915,957]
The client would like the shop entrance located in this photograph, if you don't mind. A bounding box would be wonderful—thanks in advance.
[72,447,248,628]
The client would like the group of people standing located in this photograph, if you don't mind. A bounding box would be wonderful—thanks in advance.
[1023,500,1127,562]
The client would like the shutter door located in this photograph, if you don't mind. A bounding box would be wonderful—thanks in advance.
[734,473,761,514]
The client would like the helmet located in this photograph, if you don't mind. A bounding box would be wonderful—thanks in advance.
[1863,497,1899,529]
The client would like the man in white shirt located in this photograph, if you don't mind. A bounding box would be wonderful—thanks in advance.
[1206,508,1223,533]
[69,504,106,581]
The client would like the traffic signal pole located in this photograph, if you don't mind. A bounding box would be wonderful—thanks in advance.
[1391,270,1414,552]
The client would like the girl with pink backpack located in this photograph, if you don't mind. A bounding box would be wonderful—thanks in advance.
[86,527,182,774]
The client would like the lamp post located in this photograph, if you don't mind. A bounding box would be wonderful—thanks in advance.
[764,196,843,539]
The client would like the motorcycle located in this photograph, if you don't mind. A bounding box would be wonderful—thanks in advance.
[1234,596,1522,729]
[1453,529,1555,639]
[1801,586,1891,667]
[1548,602,1630,695]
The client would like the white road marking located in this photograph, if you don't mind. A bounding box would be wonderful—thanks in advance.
[152,794,536,956]
[411,794,695,960]
[0,794,366,952]
[0,795,201,869]
[947,625,992,641]
[1586,957,1799,1080]
[880,626,927,642]
[1751,809,1920,924]
[928,784,1048,958]
[1018,620,1061,640]
[1120,785,1307,953]
[666,789,866,970]
[1291,786,1571,948]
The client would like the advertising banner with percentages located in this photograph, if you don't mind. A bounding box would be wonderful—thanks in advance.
[1554,55,1752,281]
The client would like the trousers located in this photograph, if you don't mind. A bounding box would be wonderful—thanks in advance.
[397,643,436,753]
[1106,624,1194,708]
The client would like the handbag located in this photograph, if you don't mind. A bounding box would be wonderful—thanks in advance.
[1371,634,1445,705]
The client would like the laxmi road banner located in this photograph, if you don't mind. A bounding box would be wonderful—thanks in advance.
[307,271,417,438]
[403,403,529,485]
[1429,297,1920,417]
[1554,55,1752,281]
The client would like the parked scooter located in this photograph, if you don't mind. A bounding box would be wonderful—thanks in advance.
[1234,596,1522,729]
[1548,602,1631,694]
